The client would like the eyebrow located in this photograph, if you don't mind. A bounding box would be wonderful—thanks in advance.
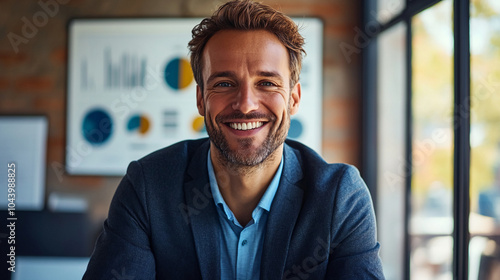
[257,71,284,81]
[206,71,237,86]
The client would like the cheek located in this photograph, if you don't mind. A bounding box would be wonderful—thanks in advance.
[204,96,226,118]
[267,94,289,118]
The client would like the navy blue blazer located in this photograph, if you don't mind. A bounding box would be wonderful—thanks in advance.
[83,138,385,279]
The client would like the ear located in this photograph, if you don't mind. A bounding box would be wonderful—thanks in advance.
[196,85,205,116]
[289,82,301,115]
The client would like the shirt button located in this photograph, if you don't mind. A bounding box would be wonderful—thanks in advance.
[242,239,248,246]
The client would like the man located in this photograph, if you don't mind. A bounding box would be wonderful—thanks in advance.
[83,0,385,279]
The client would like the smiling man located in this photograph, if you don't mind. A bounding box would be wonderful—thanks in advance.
[84,1,385,279]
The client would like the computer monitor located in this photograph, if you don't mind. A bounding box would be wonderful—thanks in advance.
[0,115,48,210]
[12,256,89,280]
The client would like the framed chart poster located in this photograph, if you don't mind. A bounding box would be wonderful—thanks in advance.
[66,18,323,175]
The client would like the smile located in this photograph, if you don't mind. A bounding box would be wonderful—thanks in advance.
[229,121,264,131]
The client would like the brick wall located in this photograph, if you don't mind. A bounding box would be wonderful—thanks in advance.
[0,0,363,221]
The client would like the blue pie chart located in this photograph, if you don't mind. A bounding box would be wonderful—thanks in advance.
[82,108,113,145]
[288,118,303,139]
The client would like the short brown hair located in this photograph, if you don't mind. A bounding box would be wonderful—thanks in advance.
[188,0,305,91]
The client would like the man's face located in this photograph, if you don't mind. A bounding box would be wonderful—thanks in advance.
[197,29,301,167]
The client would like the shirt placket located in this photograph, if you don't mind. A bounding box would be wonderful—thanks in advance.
[236,224,253,280]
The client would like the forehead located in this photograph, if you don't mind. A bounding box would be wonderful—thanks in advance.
[201,29,290,78]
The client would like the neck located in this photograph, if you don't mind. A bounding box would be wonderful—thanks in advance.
[210,143,283,226]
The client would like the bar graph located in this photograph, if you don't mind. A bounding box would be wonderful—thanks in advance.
[79,49,147,91]
[80,60,95,90]
[104,48,147,89]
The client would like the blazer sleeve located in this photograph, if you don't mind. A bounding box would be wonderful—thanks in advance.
[83,161,156,279]
[324,165,385,279]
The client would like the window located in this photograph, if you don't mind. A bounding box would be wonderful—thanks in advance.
[362,0,500,279]
[410,2,454,279]
[376,22,407,280]
[469,1,500,279]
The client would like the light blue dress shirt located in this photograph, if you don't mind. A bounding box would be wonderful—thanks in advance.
[207,150,283,280]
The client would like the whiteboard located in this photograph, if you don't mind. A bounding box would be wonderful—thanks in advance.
[66,18,323,175]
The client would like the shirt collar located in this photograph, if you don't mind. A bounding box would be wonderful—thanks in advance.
[207,149,283,222]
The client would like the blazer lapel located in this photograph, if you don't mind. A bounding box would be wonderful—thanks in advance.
[261,144,304,279]
[184,141,221,280]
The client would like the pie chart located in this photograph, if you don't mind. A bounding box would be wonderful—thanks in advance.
[82,108,113,145]
[288,118,303,139]
[192,116,206,133]
[127,114,151,135]
[164,57,194,90]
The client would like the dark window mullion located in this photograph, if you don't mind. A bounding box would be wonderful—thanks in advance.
[404,14,413,280]
[361,0,379,211]
[452,0,471,279]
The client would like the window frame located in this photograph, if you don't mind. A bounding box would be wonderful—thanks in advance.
[361,0,471,279]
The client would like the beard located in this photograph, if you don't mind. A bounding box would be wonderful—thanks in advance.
[205,109,290,168]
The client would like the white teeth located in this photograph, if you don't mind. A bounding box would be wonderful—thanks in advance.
[229,122,263,131]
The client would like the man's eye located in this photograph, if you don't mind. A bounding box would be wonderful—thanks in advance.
[215,82,232,87]
[260,81,276,87]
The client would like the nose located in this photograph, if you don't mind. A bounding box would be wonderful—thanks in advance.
[232,83,259,114]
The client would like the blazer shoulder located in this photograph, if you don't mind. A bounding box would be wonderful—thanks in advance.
[285,139,359,184]
[122,138,209,191]
[135,138,209,168]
